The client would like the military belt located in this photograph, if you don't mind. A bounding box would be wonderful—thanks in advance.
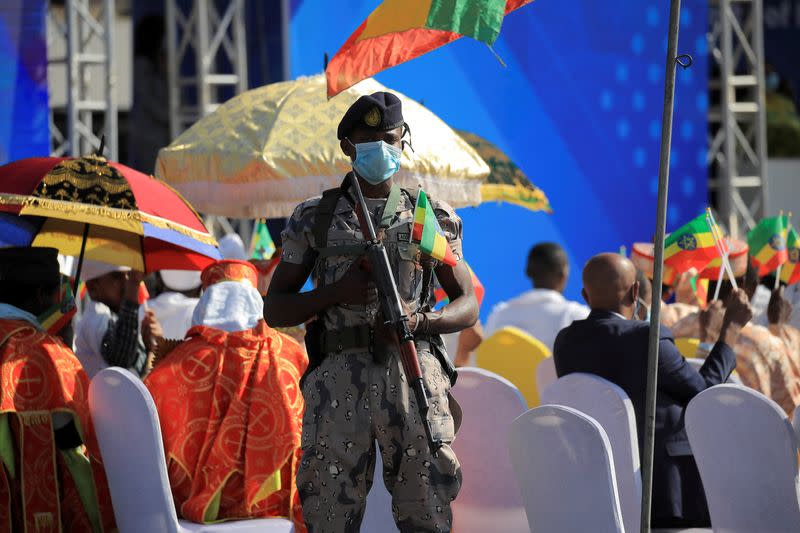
[321,324,373,353]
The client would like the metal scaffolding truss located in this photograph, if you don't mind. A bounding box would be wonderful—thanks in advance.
[707,0,768,238]
[48,0,118,160]
[165,0,248,139]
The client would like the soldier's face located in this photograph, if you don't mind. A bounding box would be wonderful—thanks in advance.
[342,126,404,161]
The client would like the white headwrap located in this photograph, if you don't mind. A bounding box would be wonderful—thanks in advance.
[191,280,262,333]
[80,260,131,281]
[160,269,202,292]
[218,233,248,260]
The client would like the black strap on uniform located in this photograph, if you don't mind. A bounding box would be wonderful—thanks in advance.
[312,187,343,251]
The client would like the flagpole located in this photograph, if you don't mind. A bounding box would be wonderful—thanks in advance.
[775,211,786,289]
[706,209,737,291]
[641,1,683,531]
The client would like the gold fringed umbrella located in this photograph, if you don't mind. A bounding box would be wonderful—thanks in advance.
[456,130,552,213]
[156,74,490,218]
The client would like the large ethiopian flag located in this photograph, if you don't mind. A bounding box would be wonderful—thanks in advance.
[326,0,535,97]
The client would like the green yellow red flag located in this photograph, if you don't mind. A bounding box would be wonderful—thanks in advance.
[748,215,789,276]
[249,219,276,260]
[326,0,535,97]
[412,189,457,266]
[434,263,485,306]
[37,275,77,335]
[780,225,800,285]
[663,214,717,273]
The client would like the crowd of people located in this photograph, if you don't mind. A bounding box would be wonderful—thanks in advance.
[3,89,800,533]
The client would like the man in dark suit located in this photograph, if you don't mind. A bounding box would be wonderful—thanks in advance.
[553,253,752,528]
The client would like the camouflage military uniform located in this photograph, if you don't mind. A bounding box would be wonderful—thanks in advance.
[281,181,462,532]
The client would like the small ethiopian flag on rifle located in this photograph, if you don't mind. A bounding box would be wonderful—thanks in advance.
[412,190,457,266]
[663,214,718,273]
[38,275,77,335]
[748,214,789,276]
[780,225,800,285]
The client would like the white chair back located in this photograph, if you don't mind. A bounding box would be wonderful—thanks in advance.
[508,405,625,533]
[89,367,182,533]
[686,384,800,532]
[89,367,293,533]
[793,405,800,442]
[541,373,640,533]
[361,442,399,532]
[685,357,741,384]
[535,357,558,393]
[451,368,529,533]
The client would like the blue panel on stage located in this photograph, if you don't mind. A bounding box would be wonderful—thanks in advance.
[290,1,709,320]
[0,0,49,164]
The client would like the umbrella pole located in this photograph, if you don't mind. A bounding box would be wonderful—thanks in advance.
[73,223,90,295]
[641,1,683,532]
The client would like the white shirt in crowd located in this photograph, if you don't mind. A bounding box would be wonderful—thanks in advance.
[146,291,199,340]
[484,288,590,352]
[74,298,115,380]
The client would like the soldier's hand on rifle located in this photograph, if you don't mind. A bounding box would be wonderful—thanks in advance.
[335,258,378,305]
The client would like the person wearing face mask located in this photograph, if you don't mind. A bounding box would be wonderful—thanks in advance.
[265,91,478,532]
[553,253,752,528]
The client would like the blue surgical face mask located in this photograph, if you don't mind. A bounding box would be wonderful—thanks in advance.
[348,139,402,185]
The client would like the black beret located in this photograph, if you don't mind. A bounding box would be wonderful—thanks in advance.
[337,91,405,140]
[0,247,60,285]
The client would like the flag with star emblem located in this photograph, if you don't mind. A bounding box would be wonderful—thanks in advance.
[780,225,800,285]
[249,219,276,260]
[748,215,789,276]
[663,213,718,273]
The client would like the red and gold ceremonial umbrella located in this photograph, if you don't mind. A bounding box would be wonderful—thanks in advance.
[0,156,220,279]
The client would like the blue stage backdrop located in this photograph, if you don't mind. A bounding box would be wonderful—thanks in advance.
[0,0,49,164]
[290,1,709,320]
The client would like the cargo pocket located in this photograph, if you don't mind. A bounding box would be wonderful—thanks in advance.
[428,399,456,444]
[420,351,455,444]
[395,242,422,301]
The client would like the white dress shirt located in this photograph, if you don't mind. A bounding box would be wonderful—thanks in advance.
[146,292,199,340]
[485,288,590,352]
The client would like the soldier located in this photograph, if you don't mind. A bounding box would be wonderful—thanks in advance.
[264,91,479,533]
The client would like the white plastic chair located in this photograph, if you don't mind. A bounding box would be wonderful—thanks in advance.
[361,441,399,533]
[508,405,625,533]
[685,357,741,384]
[686,384,800,532]
[89,367,294,533]
[541,373,641,533]
[535,357,558,393]
[451,368,529,533]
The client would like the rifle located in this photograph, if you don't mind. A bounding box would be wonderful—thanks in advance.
[348,173,441,453]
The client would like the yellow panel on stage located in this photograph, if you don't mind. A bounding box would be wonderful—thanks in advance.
[476,326,551,407]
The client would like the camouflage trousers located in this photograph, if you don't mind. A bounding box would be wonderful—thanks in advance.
[297,346,461,533]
